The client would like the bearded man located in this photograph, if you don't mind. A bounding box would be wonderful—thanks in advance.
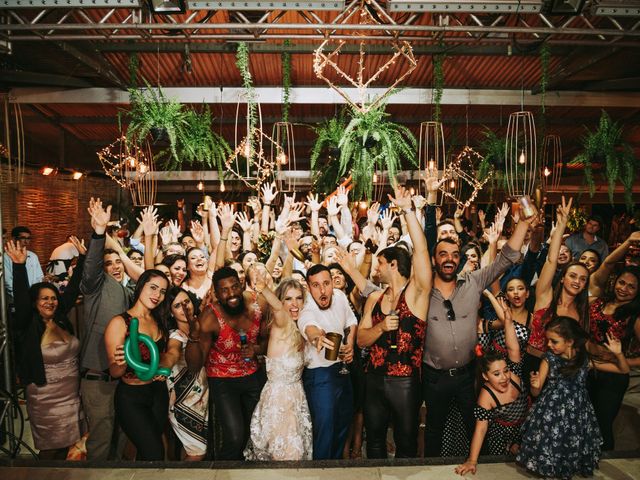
[185,267,267,460]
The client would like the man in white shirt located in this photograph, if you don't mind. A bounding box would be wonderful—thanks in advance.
[298,264,357,460]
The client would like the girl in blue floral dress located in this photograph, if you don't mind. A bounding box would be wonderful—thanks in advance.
[516,316,629,479]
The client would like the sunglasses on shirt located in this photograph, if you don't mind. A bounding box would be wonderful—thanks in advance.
[443,299,456,321]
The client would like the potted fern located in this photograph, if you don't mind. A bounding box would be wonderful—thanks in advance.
[309,114,348,195]
[124,81,187,165]
[569,110,638,209]
[173,106,231,173]
[336,104,417,200]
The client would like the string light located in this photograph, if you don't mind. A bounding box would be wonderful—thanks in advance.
[543,166,551,177]
[276,151,288,165]
[197,181,204,191]
[439,151,492,209]
[138,162,148,174]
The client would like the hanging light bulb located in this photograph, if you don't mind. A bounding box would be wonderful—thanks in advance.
[220,181,226,192]
[72,171,83,180]
[138,162,148,174]
[243,141,252,159]
[543,166,551,177]
[373,172,378,183]
[449,179,456,188]
[276,151,288,165]
[196,180,204,191]
[518,150,526,165]
[359,201,367,209]
[409,187,415,195]
[428,159,435,171]
[41,166,54,176]
[127,156,136,168]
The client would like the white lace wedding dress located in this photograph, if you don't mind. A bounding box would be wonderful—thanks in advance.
[244,349,313,460]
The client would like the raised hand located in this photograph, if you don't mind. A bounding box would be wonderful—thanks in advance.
[496,202,509,225]
[336,185,349,207]
[168,219,181,242]
[218,203,237,232]
[247,196,261,215]
[388,185,412,210]
[261,182,278,205]
[69,235,87,256]
[139,206,159,237]
[288,203,305,224]
[334,247,357,273]
[87,197,112,234]
[380,209,396,231]
[604,332,622,355]
[190,220,205,244]
[435,206,443,224]
[274,214,291,236]
[326,196,340,217]
[5,240,27,264]
[422,166,446,193]
[283,193,296,210]
[305,193,322,212]
[159,225,172,246]
[236,212,252,232]
[477,209,486,224]
[412,194,427,210]
[498,296,512,324]
[483,222,500,245]
[556,196,573,225]
[367,202,381,225]
[454,205,465,220]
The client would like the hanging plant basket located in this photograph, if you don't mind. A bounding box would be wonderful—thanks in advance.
[150,127,168,143]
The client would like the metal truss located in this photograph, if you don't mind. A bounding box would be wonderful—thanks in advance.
[0,0,639,46]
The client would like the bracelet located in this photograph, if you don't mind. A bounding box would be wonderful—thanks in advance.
[187,335,201,343]
[220,237,228,241]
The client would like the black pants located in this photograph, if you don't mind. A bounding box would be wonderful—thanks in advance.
[422,363,476,457]
[114,381,169,461]
[364,373,421,458]
[587,370,630,451]
[209,370,265,460]
[522,352,542,394]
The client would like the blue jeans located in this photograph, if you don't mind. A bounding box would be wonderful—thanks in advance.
[303,364,353,459]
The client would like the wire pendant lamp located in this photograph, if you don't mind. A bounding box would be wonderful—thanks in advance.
[541,134,563,192]
[505,110,537,198]
[418,120,446,202]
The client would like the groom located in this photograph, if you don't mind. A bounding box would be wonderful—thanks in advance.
[298,264,357,459]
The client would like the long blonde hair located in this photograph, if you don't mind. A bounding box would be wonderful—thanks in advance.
[269,278,305,352]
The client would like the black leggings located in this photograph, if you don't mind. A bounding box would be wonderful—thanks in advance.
[209,370,265,460]
[114,381,169,461]
[364,373,421,458]
[587,370,630,451]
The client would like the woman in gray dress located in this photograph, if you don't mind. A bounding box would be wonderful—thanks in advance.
[6,238,86,460]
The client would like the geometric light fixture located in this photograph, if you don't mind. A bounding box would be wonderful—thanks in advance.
[505,110,538,198]
[541,134,562,192]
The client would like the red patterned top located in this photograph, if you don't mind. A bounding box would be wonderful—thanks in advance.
[527,308,550,352]
[589,298,640,357]
[206,305,261,378]
[366,287,426,377]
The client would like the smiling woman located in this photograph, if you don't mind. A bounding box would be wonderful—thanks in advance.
[103,269,171,461]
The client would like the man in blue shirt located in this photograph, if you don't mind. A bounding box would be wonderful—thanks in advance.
[565,215,609,261]
[3,226,43,301]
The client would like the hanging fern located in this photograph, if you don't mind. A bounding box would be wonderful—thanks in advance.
[124,78,187,165]
[282,40,292,123]
[172,105,231,173]
[337,103,417,200]
[569,110,638,210]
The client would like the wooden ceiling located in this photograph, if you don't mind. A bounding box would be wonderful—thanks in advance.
[1,1,639,188]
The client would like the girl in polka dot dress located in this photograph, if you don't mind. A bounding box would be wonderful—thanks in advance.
[456,297,529,475]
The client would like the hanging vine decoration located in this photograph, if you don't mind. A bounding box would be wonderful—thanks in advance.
[236,42,257,132]
[128,52,140,88]
[282,39,292,124]
[313,0,417,114]
[433,53,445,123]
[540,43,550,117]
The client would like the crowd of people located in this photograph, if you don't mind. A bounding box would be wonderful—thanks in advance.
[2,171,639,478]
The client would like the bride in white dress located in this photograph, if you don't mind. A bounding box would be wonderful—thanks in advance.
[244,276,313,461]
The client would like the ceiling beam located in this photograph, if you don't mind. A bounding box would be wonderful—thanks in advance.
[0,70,93,88]
[10,87,640,107]
[582,77,640,91]
[54,41,127,90]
